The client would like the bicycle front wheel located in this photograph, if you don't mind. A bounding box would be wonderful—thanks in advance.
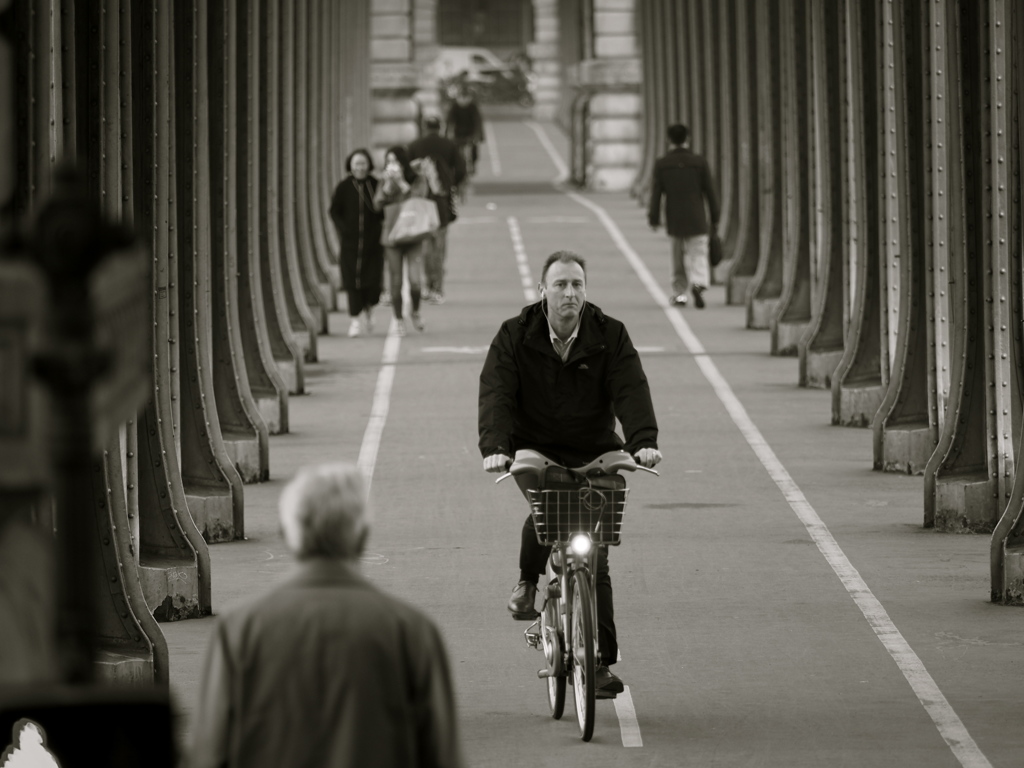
[570,569,596,741]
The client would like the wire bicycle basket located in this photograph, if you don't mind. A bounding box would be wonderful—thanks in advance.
[527,480,629,546]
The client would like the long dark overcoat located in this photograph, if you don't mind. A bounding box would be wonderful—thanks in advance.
[329,175,384,295]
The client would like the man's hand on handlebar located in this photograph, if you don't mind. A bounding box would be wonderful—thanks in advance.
[634,447,662,469]
[483,453,511,473]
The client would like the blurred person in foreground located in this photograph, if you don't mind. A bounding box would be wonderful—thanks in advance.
[329,148,385,337]
[647,122,719,309]
[189,463,464,768]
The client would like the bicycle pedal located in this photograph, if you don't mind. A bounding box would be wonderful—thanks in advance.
[523,621,541,649]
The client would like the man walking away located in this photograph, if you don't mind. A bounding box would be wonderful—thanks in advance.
[189,463,465,768]
[648,123,720,308]
[445,87,484,179]
[408,114,465,305]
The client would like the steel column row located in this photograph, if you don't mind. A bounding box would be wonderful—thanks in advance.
[0,0,373,685]
[635,0,1024,602]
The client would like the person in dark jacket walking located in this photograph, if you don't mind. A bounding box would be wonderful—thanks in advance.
[329,148,385,337]
[408,115,465,305]
[444,87,484,176]
[478,250,662,698]
[648,123,720,308]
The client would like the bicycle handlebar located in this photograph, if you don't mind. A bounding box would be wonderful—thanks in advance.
[494,449,659,484]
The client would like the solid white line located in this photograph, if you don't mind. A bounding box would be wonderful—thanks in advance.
[483,121,501,176]
[507,216,538,302]
[612,686,643,748]
[523,120,569,182]
[568,190,994,768]
[356,329,402,496]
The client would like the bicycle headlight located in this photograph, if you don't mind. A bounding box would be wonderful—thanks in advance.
[569,533,592,556]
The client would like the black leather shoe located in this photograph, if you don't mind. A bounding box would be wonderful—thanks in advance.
[691,285,706,309]
[508,581,539,620]
[595,665,624,698]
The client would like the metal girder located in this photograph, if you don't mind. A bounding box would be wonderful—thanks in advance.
[926,0,1016,533]
[992,0,1024,603]
[725,0,761,306]
[799,0,847,389]
[746,0,785,329]
[205,0,271,480]
[236,0,293,423]
[173,0,245,547]
[303,0,340,300]
[278,0,327,348]
[132,0,210,622]
[630,0,658,200]
[771,0,813,356]
[256,0,307,391]
[317,0,341,277]
[831,0,888,427]
[713,0,738,278]
[873,0,937,475]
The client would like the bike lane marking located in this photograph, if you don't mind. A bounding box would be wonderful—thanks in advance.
[356,327,403,496]
[507,216,538,302]
[524,120,569,182]
[566,190,994,768]
[483,120,502,176]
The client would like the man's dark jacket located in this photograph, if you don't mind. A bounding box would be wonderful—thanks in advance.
[479,302,658,464]
[408,132,466,226]
[647,146,720,238]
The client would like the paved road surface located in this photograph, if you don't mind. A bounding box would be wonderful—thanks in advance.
[164,121,1023,768]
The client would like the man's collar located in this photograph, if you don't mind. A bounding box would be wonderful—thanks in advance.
[548,309,582,345]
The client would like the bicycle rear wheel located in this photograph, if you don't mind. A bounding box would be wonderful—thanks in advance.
[570,569,596,741]
[540,592,565,719]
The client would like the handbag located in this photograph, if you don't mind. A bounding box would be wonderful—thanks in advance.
[387,197,440,246]
[709,232,724,267]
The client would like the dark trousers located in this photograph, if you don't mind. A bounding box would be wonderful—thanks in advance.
[345,287,378,317]
[515,474,618,666]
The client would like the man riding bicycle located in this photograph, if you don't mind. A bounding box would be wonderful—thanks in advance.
[445,86,484,176]
[479,250,662,698]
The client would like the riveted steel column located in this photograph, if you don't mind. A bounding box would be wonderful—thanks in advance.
[304,0,340,300]
[80,0,169,683]
[713,0,738,277]
[206,0,270,480]
[278,0,326,347]
[993,0,1024,602]
[257,0,307,390]
[832,0,888,426]
[319,0,340,271]
[927,0,1015,532]
[873,0,936,474]
[800,0,847,388]
[237,0,293,421]
[725,0,760,305]
[174,0,245,547]
[292,0,333,323]
[631,0,658,199]
[771,0,813,355]
[131,0,210,622]
[746,0,784,329]
[685,0,703,154]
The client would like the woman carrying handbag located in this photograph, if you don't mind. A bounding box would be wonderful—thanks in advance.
[373,145,439,336]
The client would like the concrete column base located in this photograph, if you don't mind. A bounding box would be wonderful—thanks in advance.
[96,649,152,685]
[255,393,283,435]
[835,381,883,427]
[879,423,933,475]
[221,431,264,483]
[772,320,809,357]
[747,298,779,330]
[804,349,844,389]
[139,559,201,622]
[727,275,752,306]
[277,359,300,396]
[999,548,1024,604]
[184,486,235,543]
[934,473,996,533]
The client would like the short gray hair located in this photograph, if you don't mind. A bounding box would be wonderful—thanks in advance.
[278,463,370,559]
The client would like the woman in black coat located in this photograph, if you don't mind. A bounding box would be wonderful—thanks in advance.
[329,148,385,337]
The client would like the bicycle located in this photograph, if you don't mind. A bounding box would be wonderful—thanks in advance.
[496,449,657,741]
